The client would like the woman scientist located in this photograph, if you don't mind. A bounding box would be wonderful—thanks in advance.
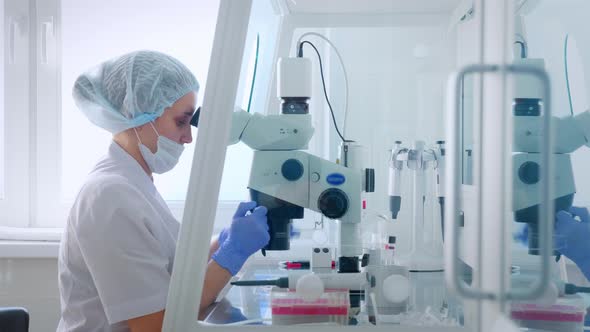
[57,50,269,332]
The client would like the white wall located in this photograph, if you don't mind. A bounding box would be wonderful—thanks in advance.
[0,258,60,332]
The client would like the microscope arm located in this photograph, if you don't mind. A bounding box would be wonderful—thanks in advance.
[227,108,364,260]
[227,109,315,150]
[227,109,252,145]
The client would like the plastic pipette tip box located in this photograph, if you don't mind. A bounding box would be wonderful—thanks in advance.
[270,288,349,325]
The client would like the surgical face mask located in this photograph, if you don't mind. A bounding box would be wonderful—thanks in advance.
[134,122,184,174]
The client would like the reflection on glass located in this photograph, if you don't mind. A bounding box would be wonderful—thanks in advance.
[461,75,474,186]
[510,2,590,331]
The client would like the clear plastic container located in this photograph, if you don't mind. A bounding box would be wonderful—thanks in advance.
[270,288,349,325]
[511,296,586,332]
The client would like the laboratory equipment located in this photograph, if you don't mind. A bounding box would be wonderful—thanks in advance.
[388,141,404,219]
[270,288,349,325]
[364,265,410,317]
[388,141,445,222]
[359,224,412,319]
[161,1,590,331]
[511,58,590,255]
[366,236,397,266]
[217,25,388,322]
[510,299,586,332]
[389,140,445,271]
[295,273,325,301]
[279,260,336,270]
[311,247,333,273]
[435,141,446,238]
[226,55,375,272]
[384,236,397,264]
[230,271,368,291]
[231,270,368,321]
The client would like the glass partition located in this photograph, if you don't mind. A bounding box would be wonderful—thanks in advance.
[191,0,466,329]
[507,1,590,330]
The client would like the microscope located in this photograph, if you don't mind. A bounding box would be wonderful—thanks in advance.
[512,58,590,255]
[226,57,374,273]
[223,53,419,323]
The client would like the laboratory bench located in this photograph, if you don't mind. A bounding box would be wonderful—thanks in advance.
[203,259,465,328]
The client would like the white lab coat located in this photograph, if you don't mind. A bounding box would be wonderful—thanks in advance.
[57,141,180,332]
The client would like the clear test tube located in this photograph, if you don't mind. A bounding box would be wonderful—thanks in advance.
[383,236,396,266]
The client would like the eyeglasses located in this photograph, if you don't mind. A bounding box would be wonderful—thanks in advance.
[190,106,201,128]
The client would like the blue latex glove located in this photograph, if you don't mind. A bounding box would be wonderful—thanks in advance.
[218,227,229,246]
[515,223,563,261]
[212,202,269,275]
[514,224,529,246]
[555,206,590,281]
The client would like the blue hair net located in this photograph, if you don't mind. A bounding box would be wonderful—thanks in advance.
[73,50,200,134]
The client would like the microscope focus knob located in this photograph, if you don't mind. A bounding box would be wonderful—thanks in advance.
[281,159,304,181]
[518,161,540,184]
[318,188,349,219]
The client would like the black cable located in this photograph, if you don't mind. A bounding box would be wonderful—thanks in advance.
[564,283,590,295]
[298,41,350,143]
[514,41,527,59]
[564,34,575,117]
[514,33,528,58]
[246,34,260,113]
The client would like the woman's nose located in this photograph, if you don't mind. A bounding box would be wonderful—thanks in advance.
[182,126,193,144]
